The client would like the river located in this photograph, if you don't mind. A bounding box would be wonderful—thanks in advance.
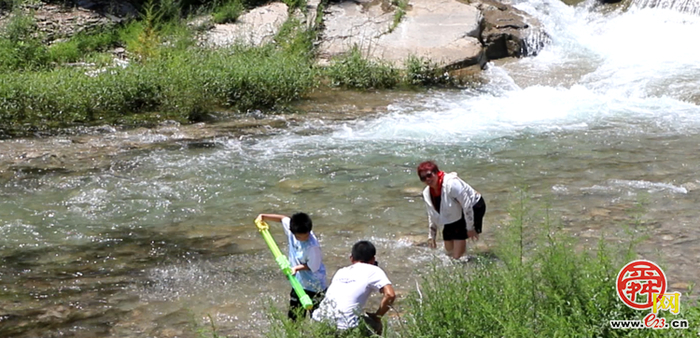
[1,0,699,337]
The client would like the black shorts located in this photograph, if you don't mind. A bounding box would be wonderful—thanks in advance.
[441,196,486,241]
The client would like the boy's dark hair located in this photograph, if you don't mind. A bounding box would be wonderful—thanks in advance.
[351,241,376,263]
[289,212,312,234]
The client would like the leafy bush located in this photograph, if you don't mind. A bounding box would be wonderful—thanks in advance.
[0,35,316,132]
[212,0,244,24]
[0,10,50,71]
[48,29,120,64]
[325,46,400,90]
[403,56,451,86]
[282,0,306,10]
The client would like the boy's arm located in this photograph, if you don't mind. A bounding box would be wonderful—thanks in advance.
[256,214,293,236]
[291,264,310,275]
[256,214,288,224]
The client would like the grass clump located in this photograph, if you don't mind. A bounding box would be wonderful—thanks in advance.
[400,195,700,337]
[264,302,374,338]
[0,44,316,132]
[389,0,408,33]
[48,29,120,64]
[0,0,22,13]
[403,56,452,86]
[212,0,244,24]
[0,9,49,71]
[325,46,400,90]
[325,50,457,90]
[282,0,306,10]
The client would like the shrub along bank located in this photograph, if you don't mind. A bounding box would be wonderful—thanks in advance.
[0,0,459,137]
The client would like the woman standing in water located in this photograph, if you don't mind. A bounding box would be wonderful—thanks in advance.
[417,161,486,259]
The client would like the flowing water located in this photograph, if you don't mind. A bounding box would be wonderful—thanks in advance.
[2,0,700,337]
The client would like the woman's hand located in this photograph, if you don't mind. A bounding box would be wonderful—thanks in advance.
[428,238,436,249]
[468,230,479,240]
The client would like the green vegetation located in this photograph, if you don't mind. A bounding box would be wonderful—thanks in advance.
[400,196,700,338]
[325,47,400,90]
[0,45,316,130]
[48,28,120,64]
[212,0,245,24]
[265,302,373,338]
[325,48,459,89]
[389,0,408,33]
[0,0,23,12]
[264,194,700,337]
[0,9,49,71]
[0,0,457,135]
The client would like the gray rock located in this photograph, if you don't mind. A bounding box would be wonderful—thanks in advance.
[203,2,289,48]
[371,0,485,69]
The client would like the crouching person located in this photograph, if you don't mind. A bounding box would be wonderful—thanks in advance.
[312,241,395,336]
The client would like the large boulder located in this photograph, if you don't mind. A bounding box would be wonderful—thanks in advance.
[317,0,485,69]
[203,2,289,47]
[475,0,550,59]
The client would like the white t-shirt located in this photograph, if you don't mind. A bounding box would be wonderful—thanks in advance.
[281,217,327,292]
[312,263,391,330]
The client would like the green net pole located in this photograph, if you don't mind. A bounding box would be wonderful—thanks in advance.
[256,219,313,310]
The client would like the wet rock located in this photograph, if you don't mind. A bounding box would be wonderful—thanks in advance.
[187,141,222,149]
[276,178,326,192]
[154,308,193,327]
[398,234,429,246]
[681,182,699,192]
[37,305,70,320]
[401,187,423,197]
[472,240,491,253]
[156,328,184,338]
[474,0,550,59]
[95,125,118,134]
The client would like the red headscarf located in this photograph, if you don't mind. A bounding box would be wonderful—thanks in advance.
[429,171,445,197]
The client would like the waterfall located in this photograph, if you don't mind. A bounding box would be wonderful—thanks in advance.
[521,25,552,56]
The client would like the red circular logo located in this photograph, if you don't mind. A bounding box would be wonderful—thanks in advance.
[616,260,667,310]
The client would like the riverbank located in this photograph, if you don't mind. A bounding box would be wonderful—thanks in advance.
[0,88,422,182]
[0,0,534,137]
